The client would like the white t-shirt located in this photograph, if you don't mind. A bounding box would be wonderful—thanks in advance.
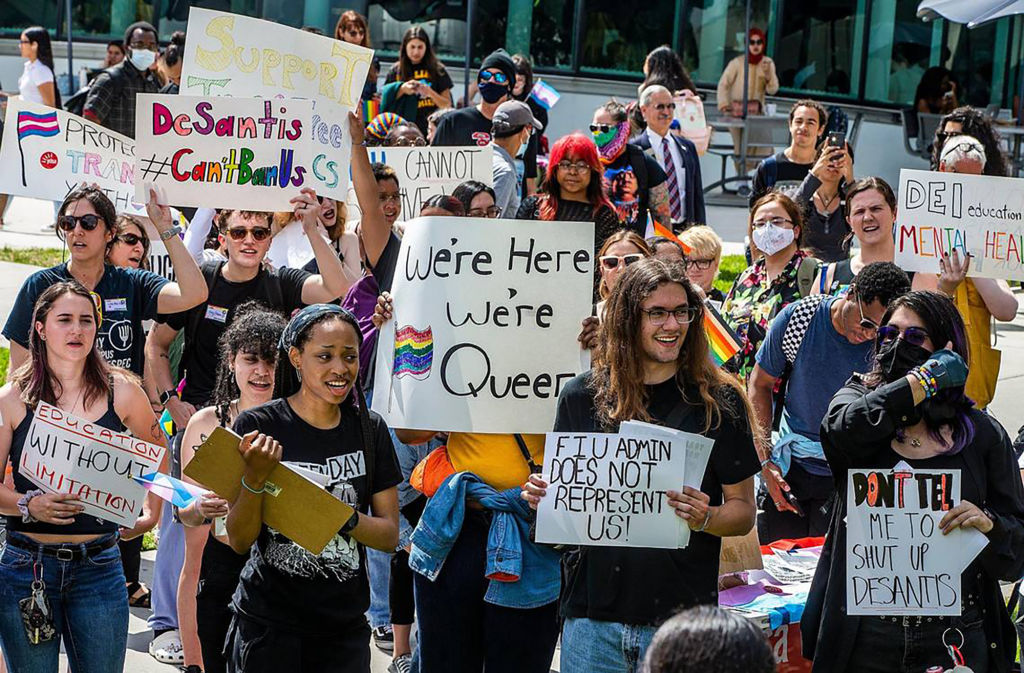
[18,59,54,104]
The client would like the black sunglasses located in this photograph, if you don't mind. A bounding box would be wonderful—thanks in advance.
[590,123,614,134]
[876,325,930,347]
[116,233,143,246]
[58,214,103,232]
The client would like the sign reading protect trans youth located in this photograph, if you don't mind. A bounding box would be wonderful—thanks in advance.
[134,94,313,211]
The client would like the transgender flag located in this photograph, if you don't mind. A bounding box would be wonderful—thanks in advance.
[530,79,561,110]
[15,109,60,186]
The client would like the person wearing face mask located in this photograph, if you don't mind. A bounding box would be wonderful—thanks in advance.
[748,262,910,543]
[489,100,541,218]
[432,49,517,147]
[83,21,160,138]
[802,290,1024,673]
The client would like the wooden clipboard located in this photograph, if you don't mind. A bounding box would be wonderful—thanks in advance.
[183,426,353,555]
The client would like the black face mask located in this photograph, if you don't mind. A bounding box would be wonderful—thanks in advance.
[875,338,932,382]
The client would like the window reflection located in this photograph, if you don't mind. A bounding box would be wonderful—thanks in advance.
[774,3,860,97]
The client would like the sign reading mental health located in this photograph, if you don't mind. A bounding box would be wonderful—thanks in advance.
[346,146,494,224]
[846,462,989,616]
[134,94,313,211]
[180,8,373,200]
[371,217,593,433]
[0,99,137,211]
[535,427,712,549]
[18,402,167,528]
[896,168,1024,280]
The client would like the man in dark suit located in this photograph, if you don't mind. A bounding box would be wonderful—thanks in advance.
[633,85,707,231]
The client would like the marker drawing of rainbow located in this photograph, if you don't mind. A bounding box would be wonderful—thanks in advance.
[393,325,434,380]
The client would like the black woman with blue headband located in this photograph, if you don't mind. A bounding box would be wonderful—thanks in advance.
[223,304,401,673]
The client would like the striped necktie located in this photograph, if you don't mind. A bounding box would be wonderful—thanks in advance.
[662,136,683,222]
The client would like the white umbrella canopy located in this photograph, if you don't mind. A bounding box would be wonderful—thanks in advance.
[918,0,1024,28]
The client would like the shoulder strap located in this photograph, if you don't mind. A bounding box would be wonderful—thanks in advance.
[796,256,820,297]
[764,154,778,188]
[513,433,542,474]
[819,262,834,294]
[107,373,115,407]
[781,295,830,365]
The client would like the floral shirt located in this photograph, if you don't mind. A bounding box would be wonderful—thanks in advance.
[722,251,810,381]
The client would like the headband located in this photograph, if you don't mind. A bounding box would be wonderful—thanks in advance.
[279,304,357,352]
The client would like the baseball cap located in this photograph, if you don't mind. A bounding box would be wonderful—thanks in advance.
[492,100,542,133]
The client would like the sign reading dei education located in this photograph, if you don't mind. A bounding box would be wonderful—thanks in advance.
[134,94,313,211]
[180,8,373,201]
[846,463,988,616]
[0,99,137,211]
[19,402,167,528]
[895,168,1024,280]
[371,217,593,433]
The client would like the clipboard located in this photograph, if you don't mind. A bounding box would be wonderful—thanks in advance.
[183,426,354,555]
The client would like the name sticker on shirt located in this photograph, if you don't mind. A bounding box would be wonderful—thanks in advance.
[103,298,127,312]
[205,305,229,323]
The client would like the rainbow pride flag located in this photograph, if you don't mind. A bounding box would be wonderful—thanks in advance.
[393,325,433,379]
[704,301,740,367]
[362,98,380,124]
[652,221,692,255]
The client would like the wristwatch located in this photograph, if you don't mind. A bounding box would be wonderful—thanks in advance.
[339,510,360,536]
[159,224,183,242]
[159,389,179,405]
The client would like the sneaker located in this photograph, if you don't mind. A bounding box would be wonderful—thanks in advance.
[149,630,185,665]
[372,625,395,653]
[388,654,413,673]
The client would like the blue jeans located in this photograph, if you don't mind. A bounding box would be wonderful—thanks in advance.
[366,547,391,629]
[149,434,186,632]
[560,617,658,673]
[0,532,128,673]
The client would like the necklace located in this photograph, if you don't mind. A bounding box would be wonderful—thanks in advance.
[815,190,838,211]
[896,434,922,448]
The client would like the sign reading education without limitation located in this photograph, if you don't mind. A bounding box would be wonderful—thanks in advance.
[19,402,167,528]
[896,168,1024,280]
[371,216,593,433]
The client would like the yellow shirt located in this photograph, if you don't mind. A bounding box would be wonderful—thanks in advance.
[447,432,545,491]
[955,279,1001,409]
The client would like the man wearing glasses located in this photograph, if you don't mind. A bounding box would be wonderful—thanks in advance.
[83,21,161,138]
[747,262,910,543]
[432,49,517,147]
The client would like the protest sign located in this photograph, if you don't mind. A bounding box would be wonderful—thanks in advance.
[181,8,373,200]
[346,145,494,224]
[134,94,313,211]
[846,462,988,616]
[370,216,593,433]
[18,402,167,528]
[0,99,137,211]
[535,428,699,548]
[895,168,1024,280]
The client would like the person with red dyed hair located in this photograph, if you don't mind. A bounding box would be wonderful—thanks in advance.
[516,133,619,253]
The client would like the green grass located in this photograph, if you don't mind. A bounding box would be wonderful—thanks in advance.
[142,530,157,552]
[0,347,8,388]
[0,247,65,268]
[714,254,746,294]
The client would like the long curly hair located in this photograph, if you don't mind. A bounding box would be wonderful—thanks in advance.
[539,133,613,221]
[930,106,1008,177]
[591,258,759,439]
[209,302,287,425]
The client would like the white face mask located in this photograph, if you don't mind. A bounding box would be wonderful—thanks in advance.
[129,48,156,71]
[751,222,795,256]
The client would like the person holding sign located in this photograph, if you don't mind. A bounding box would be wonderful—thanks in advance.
[802,291,1024,672]
[224,304,401,673]
[0,281,167,673]
[523,258,761,672]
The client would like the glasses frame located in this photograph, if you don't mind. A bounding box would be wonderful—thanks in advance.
[856,297,880,331]
[751,216,794,229]
[557,160,590,174]
[589,123,614,134]
[116,233,144,247]
[599,253,645,270]
[685,258,715,271]
[643,306,701,326]
[468,206,502,218]
[225,226,272,242]
[876,325,931,347]
[478,70,509,85]
[58,214,103,232]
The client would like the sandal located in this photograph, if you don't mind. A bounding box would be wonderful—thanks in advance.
[127,581,152,608]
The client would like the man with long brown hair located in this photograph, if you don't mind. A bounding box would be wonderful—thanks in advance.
[523,257,760,673]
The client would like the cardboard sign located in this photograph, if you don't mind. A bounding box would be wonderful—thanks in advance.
[134,94,314,211]
[18,403,167,528]
[347,145,494,224]
[896,168,1024,280]
[180,8,374,200]
[846,462,988,616]
[0,99,138,211]
[183,427,353,555]
[535,426,713,549]
[370,216,593,433]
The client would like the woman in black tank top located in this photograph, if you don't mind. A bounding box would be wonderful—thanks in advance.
[176,304,286,673]
[0,281,167,673]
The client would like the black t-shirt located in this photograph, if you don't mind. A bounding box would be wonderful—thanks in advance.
[163,263,310,406]
[515,196,621,255]
[431,107,493,147]
[385,64,453,136]
[552,371,760,626]
[231,398,402,634]
[749,151,814,207]
[602,148,667,237]
[519,97,548,189]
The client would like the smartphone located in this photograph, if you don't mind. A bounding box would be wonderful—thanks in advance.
[827,131,845,148]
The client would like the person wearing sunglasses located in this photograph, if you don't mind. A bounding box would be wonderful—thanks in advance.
[432,49,516,148]
[747,262,910,543]
[716,27,779,176]
[106,214,151,271]
[523,258,760,673]
[595,231,653,319]
[929,106,1008,178]
[489,99,542,218]
[384,27,452,137]
[803,290,1024,673]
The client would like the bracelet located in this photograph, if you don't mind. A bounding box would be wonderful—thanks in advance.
[17,489,45,523]
[760,457,774,469]
[159,224,183,242]
[240,476,266,494]
[696,507,713,533]
[910,366,938,399]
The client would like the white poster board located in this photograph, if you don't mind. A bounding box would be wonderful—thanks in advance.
[846,463,988,616]
[18,402,167,527]
[896,168,1024,280]
[180,8,373,200]
[347,145,494,223]
[134,94,313,211]
[0,99,138,210]
[371,216,593,433]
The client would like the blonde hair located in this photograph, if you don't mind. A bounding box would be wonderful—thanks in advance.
[678,225,722,262]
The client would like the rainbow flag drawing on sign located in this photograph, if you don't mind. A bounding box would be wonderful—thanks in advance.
[15,110,60,186]
[703,301,741,367]
[393,325,433,379]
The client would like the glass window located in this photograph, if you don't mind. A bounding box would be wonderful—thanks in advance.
[946,21,999,107]
[0,1,58,37]
[367,1,507,66]
[530,0,574,69]
[773,0,865,98]
[686,0,771,87]
[578,0,675,76]
[864,0,933,105]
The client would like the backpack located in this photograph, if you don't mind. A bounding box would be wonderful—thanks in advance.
[795,256,820,298]
[772,293,831,430]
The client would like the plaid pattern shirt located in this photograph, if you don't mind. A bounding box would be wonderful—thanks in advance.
[83,61,160,138]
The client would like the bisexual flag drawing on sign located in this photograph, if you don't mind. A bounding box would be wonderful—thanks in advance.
[16,110,60,185]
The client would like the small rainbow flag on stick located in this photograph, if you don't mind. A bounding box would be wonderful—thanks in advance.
[393,325,434,380]
[652,221,693,255]
[703,301,741,367]
[16,110,59,186]
[362,98,380,124]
